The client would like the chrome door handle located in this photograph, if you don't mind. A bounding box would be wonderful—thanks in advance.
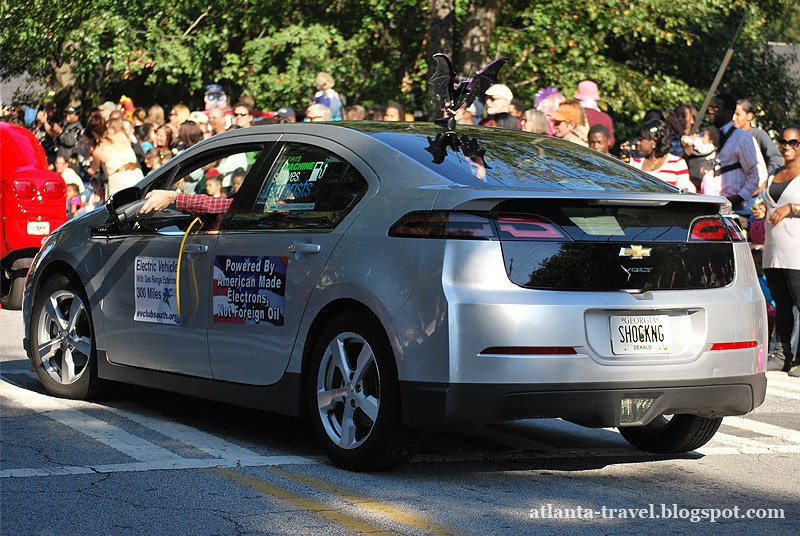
[289,243,321,254]
[183,244,209,253]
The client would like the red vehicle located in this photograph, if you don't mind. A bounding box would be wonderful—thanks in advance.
[1,122,66,309]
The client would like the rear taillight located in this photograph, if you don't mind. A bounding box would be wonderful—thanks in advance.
[689,217,729,241]
[495,215,567,240]
[14,180,36,200]
[722,217,746,241]
[389,211,496,239]
[43,180,65,199]
[710,341,758,351]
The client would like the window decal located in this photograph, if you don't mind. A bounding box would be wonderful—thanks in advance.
[134,256,179,324]
[213,255,288,326]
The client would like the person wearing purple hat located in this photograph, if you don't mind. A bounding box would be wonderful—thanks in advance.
[574,80,614,147]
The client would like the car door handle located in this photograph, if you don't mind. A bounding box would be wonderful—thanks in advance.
[288,243,321,254]
[183,244,209,253]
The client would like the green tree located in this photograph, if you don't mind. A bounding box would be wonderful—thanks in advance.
[2,0,796,138]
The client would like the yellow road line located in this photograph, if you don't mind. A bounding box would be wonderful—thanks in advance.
[214,468,394,535]
[268,466,460,536]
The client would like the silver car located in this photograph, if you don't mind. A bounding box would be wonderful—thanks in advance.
[22,123,767,471]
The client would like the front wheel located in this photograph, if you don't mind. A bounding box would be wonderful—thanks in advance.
[308,312,419,471]
[618,414,722,453]
[30,275,101,399]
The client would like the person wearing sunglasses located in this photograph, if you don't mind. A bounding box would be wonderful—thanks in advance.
[548,102,588,146]
[232,102,254,129]
[752,124,800,376]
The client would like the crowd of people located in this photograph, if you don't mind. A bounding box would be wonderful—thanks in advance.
[2,72,798,373]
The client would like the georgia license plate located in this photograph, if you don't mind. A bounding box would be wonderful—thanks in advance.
[27,221,50,235]
[610,315,672,355]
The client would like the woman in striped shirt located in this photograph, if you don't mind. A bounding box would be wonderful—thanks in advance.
[630,119,696,192]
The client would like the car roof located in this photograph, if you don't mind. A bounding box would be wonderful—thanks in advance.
[186,122,684,195]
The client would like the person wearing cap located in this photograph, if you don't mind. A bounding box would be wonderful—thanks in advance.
[205,84,228,111]
[98,100,116,121]
[550,102,588,146]
[56,106,83,160]
[276,107,296,123]
[479,84,520,130]
[574,80,614,147]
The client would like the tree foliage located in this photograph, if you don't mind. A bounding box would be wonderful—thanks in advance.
[1,0,796,137]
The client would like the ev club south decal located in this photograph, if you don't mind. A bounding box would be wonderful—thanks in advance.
[133,256,179,324]
[213,255,288,325]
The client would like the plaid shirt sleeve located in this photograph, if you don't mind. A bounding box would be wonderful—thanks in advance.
[176,193,233,215]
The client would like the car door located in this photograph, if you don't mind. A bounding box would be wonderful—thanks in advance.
[99,142,270,377]
[207,139,371,384]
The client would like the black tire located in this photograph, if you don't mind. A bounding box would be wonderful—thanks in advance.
[1,267,24,310]
[308,311,419,471]
[618,414,722,453]
[30,275,101,399]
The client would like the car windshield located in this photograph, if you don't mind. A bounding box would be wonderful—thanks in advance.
[355,123,676,194]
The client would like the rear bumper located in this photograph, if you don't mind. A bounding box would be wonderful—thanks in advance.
[399,373,767,430]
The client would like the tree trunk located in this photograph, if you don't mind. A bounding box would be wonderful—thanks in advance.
[425,0,456,120]
[458,0,501,77]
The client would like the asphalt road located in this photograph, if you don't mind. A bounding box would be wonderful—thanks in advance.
[1,307,798,535]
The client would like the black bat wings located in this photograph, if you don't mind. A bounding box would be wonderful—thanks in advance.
[430,54,509,115]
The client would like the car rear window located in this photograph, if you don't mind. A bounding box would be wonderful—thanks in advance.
[363,125,677,194]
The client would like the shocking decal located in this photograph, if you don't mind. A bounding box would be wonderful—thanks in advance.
[134,256,178,324]
[213,255,288,325]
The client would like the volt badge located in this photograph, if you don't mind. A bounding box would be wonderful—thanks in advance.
[619,245,652,259]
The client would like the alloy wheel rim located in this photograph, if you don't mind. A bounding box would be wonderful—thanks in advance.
[316,331,380,449]
[36,289,92,385]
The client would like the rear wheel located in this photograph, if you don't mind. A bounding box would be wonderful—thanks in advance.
[0,266,24,310]
[30,275,101,399]
[618,414,722,453]
[308,312,419,471]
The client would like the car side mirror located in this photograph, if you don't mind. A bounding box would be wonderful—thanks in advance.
[91,186,144,235]
[105,186,141,218]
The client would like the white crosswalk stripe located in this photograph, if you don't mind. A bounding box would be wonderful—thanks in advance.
[2,371,799,478]
[0,380,180,463]
[103,403,262,459]
[722,416,800,444]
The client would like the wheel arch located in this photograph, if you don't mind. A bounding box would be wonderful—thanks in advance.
[299,298,399,419]
[34,260,85,297]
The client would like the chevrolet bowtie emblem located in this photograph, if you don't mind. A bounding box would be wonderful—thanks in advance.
[619,245,652,259]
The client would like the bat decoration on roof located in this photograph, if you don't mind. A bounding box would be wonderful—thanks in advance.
[430,53,509,117]
[426,53,507,169]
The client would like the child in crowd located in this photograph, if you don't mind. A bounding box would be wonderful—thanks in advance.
[66,183,82,217]
[229,168,246,195]
[680,127,720,195]
[204,175,224,198]
[144,148,162,174]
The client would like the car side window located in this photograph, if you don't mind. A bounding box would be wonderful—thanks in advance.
[229,143,368,231]
[136,145,264,233]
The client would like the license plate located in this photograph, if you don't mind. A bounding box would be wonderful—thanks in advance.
[27,221,50,235]
[610,315,672,355]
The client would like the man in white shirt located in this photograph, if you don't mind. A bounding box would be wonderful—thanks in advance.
[709,93,767,216]
[54,155,84,192]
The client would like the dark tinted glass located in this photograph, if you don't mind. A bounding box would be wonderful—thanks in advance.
[355,123,677,193]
